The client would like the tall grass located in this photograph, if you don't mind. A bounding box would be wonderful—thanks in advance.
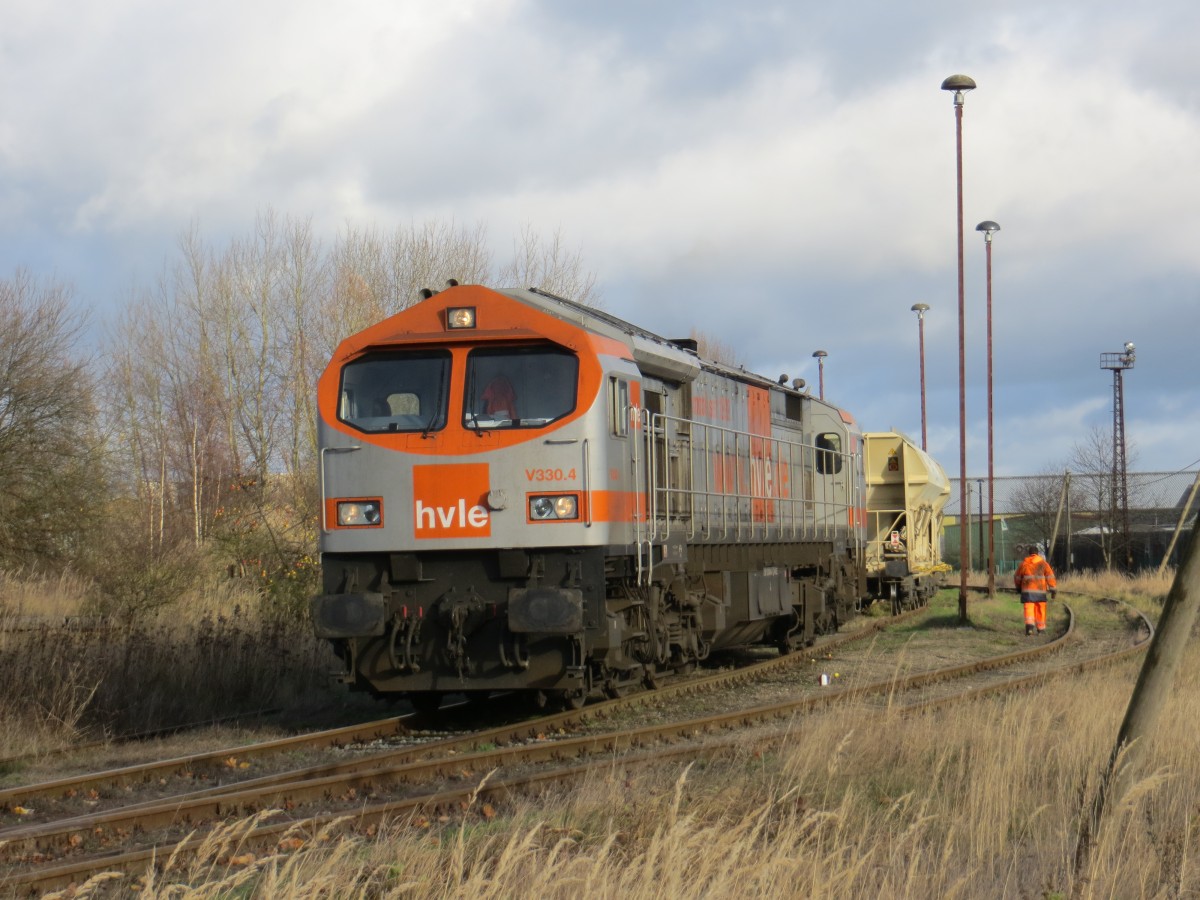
[11,575,1192,896]
[108,649,1198,898]
[91,580,1190,899]
[1061,568,1174,612]
[970,567,1172,620]
[0,571,343,757]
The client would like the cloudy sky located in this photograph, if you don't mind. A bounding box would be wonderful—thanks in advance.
[2,0,1198,480]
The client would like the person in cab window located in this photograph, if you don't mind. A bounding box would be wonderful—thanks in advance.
[482,374,518,420]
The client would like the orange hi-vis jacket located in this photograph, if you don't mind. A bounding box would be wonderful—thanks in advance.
[1014,553,1057,595]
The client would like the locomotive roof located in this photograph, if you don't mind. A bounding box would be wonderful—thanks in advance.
[502,286,812,398]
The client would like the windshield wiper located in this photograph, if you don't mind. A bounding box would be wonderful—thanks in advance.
[422,361,448,439]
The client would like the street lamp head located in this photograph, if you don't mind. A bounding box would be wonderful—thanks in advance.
[812,350,828,359]
[976,220,1001,243]
[911,302,930,317]
[941,73,976,106]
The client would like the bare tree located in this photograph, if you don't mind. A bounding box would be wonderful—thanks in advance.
[1068,425,1138,570]
[105,269,236,550]
[498,224,599,306]
[324,220,496,354]
[0,271,108,569]
[688,327,741,367]
[1009,470,1079,553]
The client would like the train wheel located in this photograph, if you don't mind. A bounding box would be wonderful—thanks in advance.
[559,689,587,710]
[643,663,659,689]
[605,679,633,700]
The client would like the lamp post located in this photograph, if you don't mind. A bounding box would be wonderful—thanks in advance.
[942,73,976,623]
[812,350,828,400]
[976,220,1000,598]
[911,303,930,451]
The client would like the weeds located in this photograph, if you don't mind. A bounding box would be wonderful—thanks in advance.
[0,572,340,756]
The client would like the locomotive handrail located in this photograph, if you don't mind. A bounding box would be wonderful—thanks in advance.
[632,405,650,586]
[582,438,592,528]
[318,445,362,533]
[643,410,857,549]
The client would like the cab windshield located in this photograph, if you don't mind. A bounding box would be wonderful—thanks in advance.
[463,346,578,429]
[339,350,450,433]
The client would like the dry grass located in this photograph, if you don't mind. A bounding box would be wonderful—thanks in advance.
[0,570,93,621]
[0,572,344,760]
[109,660,1199,898]
[1060,568,1175,612]
[83,579,1193,899]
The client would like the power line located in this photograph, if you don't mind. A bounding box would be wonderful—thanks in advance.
[1140,459,1200,488]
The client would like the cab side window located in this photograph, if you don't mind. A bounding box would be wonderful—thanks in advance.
[609,377,630,437]
[816,432,843,475]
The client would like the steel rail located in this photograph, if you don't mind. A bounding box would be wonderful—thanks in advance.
[0,605,906,819]
[0,714,419,811]
[0,708,285,770]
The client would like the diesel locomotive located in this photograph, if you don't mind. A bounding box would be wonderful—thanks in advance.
[310,283,946,709]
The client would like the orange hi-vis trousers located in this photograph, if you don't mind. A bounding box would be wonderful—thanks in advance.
[1023,598,1047,632]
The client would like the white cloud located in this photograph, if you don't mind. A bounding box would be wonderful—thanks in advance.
[1,0,1197,473]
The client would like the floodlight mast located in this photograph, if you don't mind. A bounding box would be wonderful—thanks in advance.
[941,73,976,622]
[1100,343,1136,571]
[976,220,1000,598]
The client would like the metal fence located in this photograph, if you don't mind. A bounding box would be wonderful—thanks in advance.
[944,469,1200,574]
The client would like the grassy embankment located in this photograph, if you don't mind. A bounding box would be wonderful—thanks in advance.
[0,570,347,761]
[2,569,1192,897]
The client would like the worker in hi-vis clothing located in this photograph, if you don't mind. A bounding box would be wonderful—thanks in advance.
[1014,544,1057,636]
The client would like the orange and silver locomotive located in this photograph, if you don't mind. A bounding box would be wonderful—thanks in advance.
[311,284,870,708]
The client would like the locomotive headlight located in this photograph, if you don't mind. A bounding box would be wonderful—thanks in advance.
[446,306,476,329]
[337,499,382,526]
[528,494,580,521]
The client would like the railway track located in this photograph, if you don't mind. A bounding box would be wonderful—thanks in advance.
[0,594,1151,895]
[0,604,903,825]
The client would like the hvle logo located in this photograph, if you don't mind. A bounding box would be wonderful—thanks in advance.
[415,499,489,530]
[412,464,491,538]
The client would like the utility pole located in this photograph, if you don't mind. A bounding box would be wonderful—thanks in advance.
[1159,469,1200,577]
[1049,470,1071,565]
[1074,517,1200,887]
